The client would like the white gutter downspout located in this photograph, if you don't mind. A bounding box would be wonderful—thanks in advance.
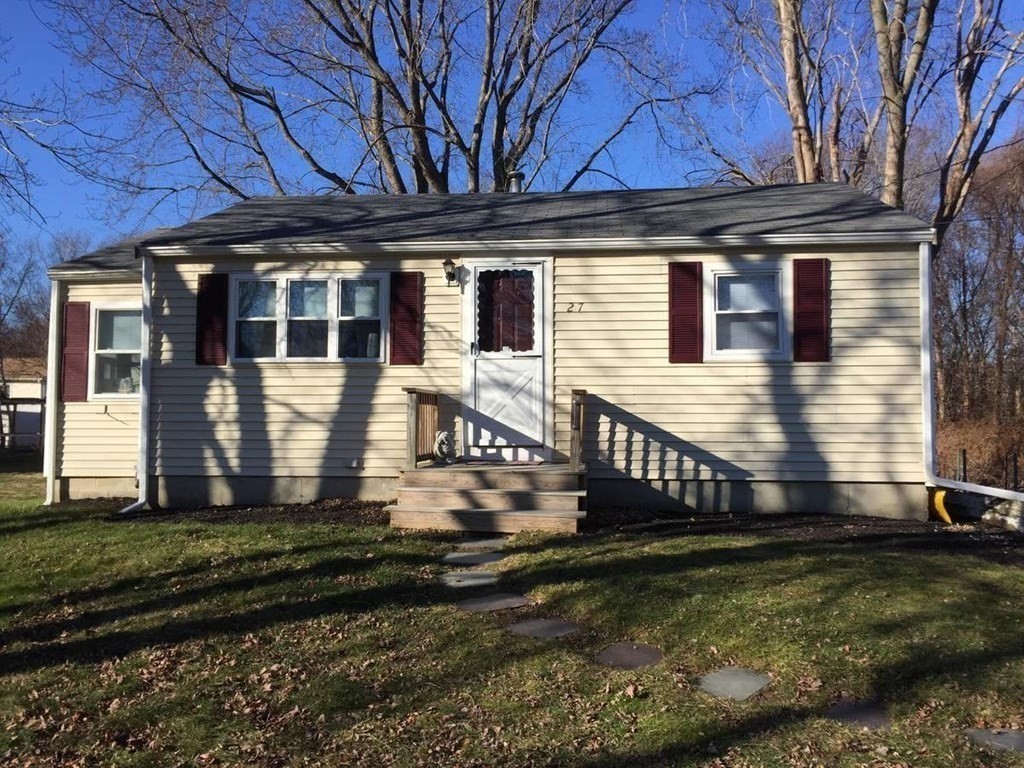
[43,280,61,505]
[117,247,152,515]
[920,240,1024,504]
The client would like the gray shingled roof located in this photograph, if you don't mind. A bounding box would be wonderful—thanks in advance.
[52,184,930,274]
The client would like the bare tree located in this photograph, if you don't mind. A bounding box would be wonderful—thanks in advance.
[41,0,674,217]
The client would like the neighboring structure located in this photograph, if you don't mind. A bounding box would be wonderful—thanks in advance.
[1,357,46,450]
[44,185,936,525]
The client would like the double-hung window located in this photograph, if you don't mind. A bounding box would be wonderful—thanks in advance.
[705,265,790,361]
[94,308,142,395]
[231,274,387,362]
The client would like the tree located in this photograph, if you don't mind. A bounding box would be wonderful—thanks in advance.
[42,0,674,217]
[680,0,1024,254]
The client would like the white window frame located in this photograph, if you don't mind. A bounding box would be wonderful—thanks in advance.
[703,262,792,362]
[89,303,143,400]
[228,272,390,363]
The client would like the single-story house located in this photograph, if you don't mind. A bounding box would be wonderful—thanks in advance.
[44,184,938,531]
[1,357,46,450]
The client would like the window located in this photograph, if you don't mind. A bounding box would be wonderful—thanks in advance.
[94,308,142,395]
[704,264,790,361]
[339,278,383,360]
[230,274,387,362]
[288,279,329,358]
[236,279,278,359]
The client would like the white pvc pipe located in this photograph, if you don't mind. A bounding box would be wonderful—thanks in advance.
[919,240,1024,505]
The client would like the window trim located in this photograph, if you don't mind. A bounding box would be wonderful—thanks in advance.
[702,262,792,362]
[89,303,143,400]
[228,272,390,363]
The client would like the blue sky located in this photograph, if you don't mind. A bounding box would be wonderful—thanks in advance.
[4,1,731,249]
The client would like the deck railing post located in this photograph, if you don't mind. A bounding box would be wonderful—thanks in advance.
[405,389,420,470]
[570,389,587,473]
[404,388,441,469]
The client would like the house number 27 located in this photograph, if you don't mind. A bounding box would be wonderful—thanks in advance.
[566,302,585,312]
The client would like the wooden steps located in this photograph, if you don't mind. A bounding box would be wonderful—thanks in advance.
[387,463,587,533]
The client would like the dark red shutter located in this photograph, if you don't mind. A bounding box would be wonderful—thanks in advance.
[668,262,703,363]
[793,258,830,362]
[195,273,229,365]
[60,301,90,402]
[390,271,424,365]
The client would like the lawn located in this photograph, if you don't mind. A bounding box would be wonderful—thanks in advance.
[3,465,1024,766]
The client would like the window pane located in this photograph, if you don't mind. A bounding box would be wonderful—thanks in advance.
[236,320,277,357]
[289,280,327,318]
[477,269,535,352]
[716,312,779,351]
[97,310,141,350]
[238,280,277,318]
[340,279,381,317]
[288,320,329,357]
[717,274,777,312]
[95,352,141,394]
[339,319,381,359]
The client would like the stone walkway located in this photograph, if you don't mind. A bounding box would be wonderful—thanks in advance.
[436,536,1024,752]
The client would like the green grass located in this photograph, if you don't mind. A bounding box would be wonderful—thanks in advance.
[2,469,1024,766]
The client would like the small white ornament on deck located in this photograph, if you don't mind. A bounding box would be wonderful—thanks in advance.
[433,430,456,464]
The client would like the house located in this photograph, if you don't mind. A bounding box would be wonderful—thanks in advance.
[43,184,936,531]
[1,357,46,450]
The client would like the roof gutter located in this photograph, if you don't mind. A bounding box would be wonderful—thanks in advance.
[117,246,152,515]
[43,279,61,505]
[919,240,1024,504]
[138,229,936,259]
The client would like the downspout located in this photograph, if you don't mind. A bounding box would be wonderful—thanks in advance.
[117,246,152,515]
[920,240,1024,504]
[43,279,61,505]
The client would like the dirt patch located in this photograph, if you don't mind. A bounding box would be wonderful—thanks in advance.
[119,497,393,526]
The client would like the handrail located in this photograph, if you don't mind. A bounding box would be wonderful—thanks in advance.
[403,388,440,469]
[570,389,587,472]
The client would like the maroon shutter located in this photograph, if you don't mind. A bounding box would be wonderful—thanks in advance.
[60,301,90,402]
[390,271,424,365]
[668,262,703,363]
[793,258,830,362]
[195,273,229,365]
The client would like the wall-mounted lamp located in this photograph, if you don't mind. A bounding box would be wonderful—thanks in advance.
[442,256,458,287]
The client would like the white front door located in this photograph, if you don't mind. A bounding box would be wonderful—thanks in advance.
[463,261,548,460]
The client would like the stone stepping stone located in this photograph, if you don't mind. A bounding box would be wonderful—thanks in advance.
[966,728,1024,752]
[508,617,580,639]
[456,537,508,551]
[442,551,506,566]
[699,666,771,701]
[825,698,890,731]
[457,593,531,613]
[596,642,663,670]
[439,571,499,588]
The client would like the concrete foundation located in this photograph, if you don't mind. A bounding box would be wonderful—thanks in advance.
[587,478,929,520]
[57,477,137,501]
[151,474,398,509]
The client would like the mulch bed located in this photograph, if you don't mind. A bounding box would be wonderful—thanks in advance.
[117,497,392,526]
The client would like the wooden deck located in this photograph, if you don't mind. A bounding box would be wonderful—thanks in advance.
[386,462,587,533]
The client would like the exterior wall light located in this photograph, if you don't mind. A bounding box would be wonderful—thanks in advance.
[442,256,458,286]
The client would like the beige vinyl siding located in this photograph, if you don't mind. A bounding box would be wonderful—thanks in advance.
[149,258,459,477]
[58,280,142,478]
[552,247,924,484]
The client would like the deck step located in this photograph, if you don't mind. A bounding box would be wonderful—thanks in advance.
[386,506,581,534]
[400,466,583,491]
[397,486,585,511]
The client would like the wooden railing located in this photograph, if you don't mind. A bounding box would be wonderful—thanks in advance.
[570,389,587,472]
[404,388,440,469]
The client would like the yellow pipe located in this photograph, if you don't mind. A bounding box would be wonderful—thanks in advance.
[929,488,952,525]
